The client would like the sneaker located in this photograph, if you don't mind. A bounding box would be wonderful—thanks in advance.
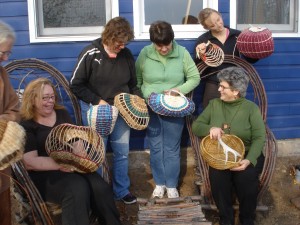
[152,185,166,198]
[166,187,179,198]
[121,193,137,204]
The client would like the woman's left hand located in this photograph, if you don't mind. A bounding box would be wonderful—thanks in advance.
[230,159,251,171]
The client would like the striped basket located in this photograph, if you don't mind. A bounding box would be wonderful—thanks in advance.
[87,104,118,136]
[114,93,149,130]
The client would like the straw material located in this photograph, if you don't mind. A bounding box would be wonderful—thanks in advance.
[200,134,245,170]
[237,26,274,59]
[87,104,119,136]
[45,123,105,173]
[114,93,149,130]
[0,120,25,170]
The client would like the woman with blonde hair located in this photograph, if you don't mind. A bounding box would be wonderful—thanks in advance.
[20,78,122,225]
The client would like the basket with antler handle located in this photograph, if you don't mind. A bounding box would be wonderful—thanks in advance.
[196,41,225,67]
[45,123,105,173]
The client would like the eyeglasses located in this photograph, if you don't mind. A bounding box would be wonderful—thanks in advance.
[218,84,232,90]
[114,42,127,49]
[0,51,12,57]
[42,95,55,101]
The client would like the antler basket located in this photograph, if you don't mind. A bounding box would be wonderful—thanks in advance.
[45,123,105,173]
[0,120,25,170]
[114,93,149,130]
[197,41,224,67]
[200,134,245,170]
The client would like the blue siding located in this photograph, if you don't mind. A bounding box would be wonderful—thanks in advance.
[1,0,300,149]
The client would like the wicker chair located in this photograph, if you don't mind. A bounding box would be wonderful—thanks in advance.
[5,58,111,225]
[186,56,278,211]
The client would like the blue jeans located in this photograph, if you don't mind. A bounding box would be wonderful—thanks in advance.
[147,111,184,188]
[80,100,131,199]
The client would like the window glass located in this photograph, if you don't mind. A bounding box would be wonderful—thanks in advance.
[144,0,202,25]
[236,0,298,33]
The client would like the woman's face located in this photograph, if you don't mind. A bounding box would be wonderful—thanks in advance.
[35,84,56,117]
[218,81,239,102]
[154,42,173,56]
[204,12,224,32]
[109,40,127,54]
[0,38,13,64]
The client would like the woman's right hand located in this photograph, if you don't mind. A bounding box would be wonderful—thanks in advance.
[209,127,224,140]
[196,43,207,56]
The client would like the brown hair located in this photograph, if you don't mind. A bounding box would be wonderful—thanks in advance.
[198,8,221,29]
[149,21,174,45]
[20,78,64,120]
[101,17,134,47]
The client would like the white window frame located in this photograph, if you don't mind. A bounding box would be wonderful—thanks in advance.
[230,0,300,38]
[133,0,218,40]
[27,0,119,43]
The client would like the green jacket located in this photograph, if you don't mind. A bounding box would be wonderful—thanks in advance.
[135,41,200,99]
[192,97,266,166]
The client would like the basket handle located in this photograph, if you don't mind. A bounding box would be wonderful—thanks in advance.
[167,89,186,99]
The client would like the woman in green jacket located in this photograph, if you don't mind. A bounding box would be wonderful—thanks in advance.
[136,21,200,199]
[192,67,265,225]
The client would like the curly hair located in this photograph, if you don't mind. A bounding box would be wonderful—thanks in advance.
[0,21,15,45]
[217,67,249,98]
[198,8,221,29]
[149,21,174,45]
[101,17,134,47]
[20,78,64,120]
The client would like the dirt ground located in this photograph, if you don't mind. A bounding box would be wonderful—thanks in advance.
[114,151,300,225]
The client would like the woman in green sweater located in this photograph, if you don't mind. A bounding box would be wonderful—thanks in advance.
[192,67,265,225]
[136,21,200,199]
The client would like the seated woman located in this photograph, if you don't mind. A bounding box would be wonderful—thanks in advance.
[192,67,266,225]
[20,78,122,225]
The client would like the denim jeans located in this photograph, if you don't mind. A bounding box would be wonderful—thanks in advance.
[147,110,184,188]
[80,100,131,199]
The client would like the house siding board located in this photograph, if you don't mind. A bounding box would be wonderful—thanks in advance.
[1,0,300,147]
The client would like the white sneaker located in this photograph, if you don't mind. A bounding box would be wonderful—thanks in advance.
[166,188,179,198]
[152,185,166,198]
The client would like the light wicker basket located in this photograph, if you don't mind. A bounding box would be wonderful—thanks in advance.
[45,123,105,173]
[200,134,245,170]
[114,93,149,130]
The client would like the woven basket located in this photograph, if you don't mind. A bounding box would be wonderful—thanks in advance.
[237,26,274,59]
[200,134,245,170]
[114,93,149,130]
[87,104,118,136]
[45,123,105,173]
[196,41,224,67]
[0,120,25,170]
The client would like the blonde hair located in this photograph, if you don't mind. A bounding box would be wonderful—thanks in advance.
[0,21,15,44]
[198,8,221,29]
[20,78,64,120]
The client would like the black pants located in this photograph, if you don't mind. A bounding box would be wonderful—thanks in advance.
[35,171,122,225]
[209,154,264,225]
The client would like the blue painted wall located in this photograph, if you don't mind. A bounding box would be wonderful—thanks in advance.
[1,0,300,149]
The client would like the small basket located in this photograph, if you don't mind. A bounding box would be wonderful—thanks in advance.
[200,134,245,170]
[0,120,25,170]
[45,123,105,173]
[87,104,118,136]
[114,93,149,130]
[196,41,224,67]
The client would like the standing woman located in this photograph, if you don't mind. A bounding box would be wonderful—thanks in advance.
[136,21,200,198]
[192,67,265,225]
[20,78,122,225]
[194,8,257,108]
[70,17,141,204]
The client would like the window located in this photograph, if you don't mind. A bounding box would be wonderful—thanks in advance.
[133,0,218,40]
[28,0,119,43]
[231,0,300,37]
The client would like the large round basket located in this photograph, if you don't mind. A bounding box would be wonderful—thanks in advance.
[0,120,25,170]
[114,93,149,130]
[236,26,274,59]
[200,134,245,170]
[87,104,118,136]
[45,123,105,173]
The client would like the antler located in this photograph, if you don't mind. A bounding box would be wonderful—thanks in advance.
[218,137,242,164]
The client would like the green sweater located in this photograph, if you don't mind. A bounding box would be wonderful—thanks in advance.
[135,41,200,99]
[192,97,266,166]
